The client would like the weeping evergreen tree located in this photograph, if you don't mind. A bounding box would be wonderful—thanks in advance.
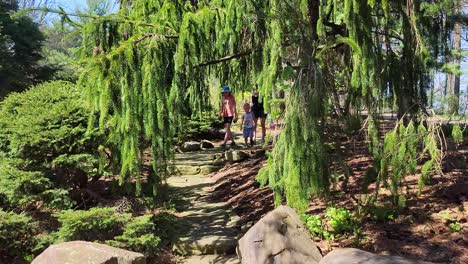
[259,0,453,211]
[77,0,269,196]
[35,0,458,210]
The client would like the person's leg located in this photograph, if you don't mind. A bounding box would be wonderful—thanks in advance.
[253,116,258,141]
[223,122,229,145]
[260,116,267,141]
[226,121,236,145]
[225,122,232,141]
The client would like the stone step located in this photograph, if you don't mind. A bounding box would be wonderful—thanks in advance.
[173,201,240,256]
[170,164,222,175]
[178,254,240,264]
[166,175,211,187]
[173,150,224,163]
[169,146,241,260]
[173,234,238,256]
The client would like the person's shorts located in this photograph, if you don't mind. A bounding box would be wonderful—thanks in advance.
[253,110,267,119]
[243,127,254,138]
[223,116,234,124]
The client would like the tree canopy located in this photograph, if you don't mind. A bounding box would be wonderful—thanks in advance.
[44,0,465,210]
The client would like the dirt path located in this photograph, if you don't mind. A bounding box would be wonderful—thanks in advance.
[167,147,241,264]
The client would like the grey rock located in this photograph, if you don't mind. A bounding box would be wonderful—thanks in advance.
[170,165,221,175]
[182,141,201,152]
[32,241,145,264]
[173,165,202,175]
[250,149,266,158]
[225,150,249,162]
[200,140,215,149]
[237,205,322,264]
[199,165,222,174]
[319,248,436,264]
[178,254,240,264]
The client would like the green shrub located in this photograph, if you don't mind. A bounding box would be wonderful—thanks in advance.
[303,207,361,241]
[54,207,131,242]
[109,214,161,253]
[0,81,93,160]
[0,81,104,208]
[182,113,223,140]
[303,214,323,236]
[449,222,462,232]
[0,158,73,210]
[0,210,38,260]
[370,204,395,222]
[51,207,172,256]
[451,124,464,144]
[325,207,359,234]
[152,212,180,245]
[0,80,102,175]
[439,211,463,233]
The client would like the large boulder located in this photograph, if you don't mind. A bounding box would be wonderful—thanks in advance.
[237,205,322,264]
[32,241,145,264]
[319,248,436,264]
[182,141,201,152]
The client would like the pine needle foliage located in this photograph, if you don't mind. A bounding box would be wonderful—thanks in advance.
[69,0,457,210]
[451,124,464,145]
[372,119,443,207]
[78,0,267,195]
[0,210,38,260]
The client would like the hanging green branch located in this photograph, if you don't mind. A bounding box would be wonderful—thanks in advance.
[368,118,444,208]
[195,50,256,68]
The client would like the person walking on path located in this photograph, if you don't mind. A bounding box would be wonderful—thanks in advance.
[219,85,237,147]
[252,87,267,143]
[240,102,255,147]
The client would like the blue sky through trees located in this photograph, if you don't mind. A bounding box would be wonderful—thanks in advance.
[56,0,87,11]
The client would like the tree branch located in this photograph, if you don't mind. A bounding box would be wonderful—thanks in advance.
[194,50,257,68]
[134,33,179,44]
[18,7,175,30]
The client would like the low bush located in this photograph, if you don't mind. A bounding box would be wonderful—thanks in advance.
[325,207,358,234]
[48,207,173,256]
[0,81,104,209]
[182,113,223,140]
[0,81,95,161]
[0,210,38,261]
[0,158,73,210]
[303,207,361,241]
[109,214,161,253]
[53,207,131,242]
[0,80,103,177]
[451,124,465,144]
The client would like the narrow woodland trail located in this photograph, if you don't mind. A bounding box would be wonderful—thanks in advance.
[167,147,241,264]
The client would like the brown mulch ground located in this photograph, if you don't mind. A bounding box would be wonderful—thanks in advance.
[208,133,467,263]
[209,156,274,228]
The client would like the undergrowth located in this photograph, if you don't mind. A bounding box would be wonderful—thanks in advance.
[302,207,362,242]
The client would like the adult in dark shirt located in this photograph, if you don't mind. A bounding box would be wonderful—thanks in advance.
[252,88,267,143]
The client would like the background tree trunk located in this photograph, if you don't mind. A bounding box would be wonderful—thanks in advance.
[450,1,462,115]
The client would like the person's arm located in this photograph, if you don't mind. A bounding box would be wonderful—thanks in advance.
[232,96,237,118]
[240,115,243,130]
[219,98,224,117]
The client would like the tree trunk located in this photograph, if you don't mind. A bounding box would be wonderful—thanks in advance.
[450,4,461,116]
